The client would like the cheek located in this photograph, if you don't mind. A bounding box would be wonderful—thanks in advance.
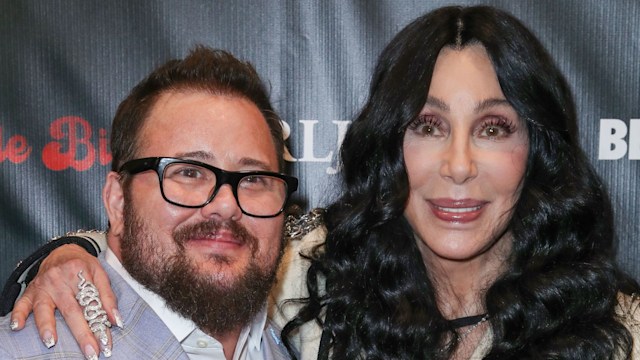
[130,180,193,233]
[247,217,284,255]
[403,196,421,231]
[489,146,528,198]
[403,144,439,188]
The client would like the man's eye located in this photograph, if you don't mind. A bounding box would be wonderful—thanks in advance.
[178,168,201,178]
[243,175,267,185]
[167,166,205,180]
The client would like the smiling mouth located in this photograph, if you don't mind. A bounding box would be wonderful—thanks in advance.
[428,200,487,223]
[432,205,482,213]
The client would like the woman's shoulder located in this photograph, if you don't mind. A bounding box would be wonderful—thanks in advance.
[285,208,327,246]
[615,292,640,359]
[268,209,327,355]
[269,208,327,310]
[276,208,327,286]
[616,292,640,328]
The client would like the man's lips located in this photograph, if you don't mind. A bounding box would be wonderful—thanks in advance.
[186,230,245,247]
[174,220,258,254]
[428,198,488,223]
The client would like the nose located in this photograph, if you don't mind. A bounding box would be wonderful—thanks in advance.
[200,184,243,221]
[440,136,478,184]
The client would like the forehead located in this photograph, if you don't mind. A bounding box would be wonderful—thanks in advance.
[137,91,279,171]
[429,44,503,99]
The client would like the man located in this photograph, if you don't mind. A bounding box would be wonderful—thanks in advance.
[0,46,297,359]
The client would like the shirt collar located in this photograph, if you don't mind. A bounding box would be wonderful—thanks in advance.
[246,305,268,352]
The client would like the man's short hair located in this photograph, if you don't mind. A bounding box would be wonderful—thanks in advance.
[110,46,285,173]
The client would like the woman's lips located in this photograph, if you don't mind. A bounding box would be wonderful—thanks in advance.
[428,198,488,223]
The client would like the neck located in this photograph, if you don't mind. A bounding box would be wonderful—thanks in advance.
[107,233,124,261]
[419,236,511,319]
[209,327,242,360]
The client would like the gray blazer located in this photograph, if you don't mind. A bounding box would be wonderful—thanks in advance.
[0,255,290,359]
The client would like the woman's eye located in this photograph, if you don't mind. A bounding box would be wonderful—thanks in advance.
[407,115,444,137]
[483,125,502,137]
[477,117,516,139]
[422,125,436,136]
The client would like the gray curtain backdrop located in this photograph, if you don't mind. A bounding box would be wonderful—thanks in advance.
[1,0,639,283]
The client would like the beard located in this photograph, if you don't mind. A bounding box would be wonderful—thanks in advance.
[119,200,282,336]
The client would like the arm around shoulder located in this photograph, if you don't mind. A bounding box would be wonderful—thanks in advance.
[0,230,107,316]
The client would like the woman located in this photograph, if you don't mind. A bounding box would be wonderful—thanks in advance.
[6,5,640,359]
[280,5,640,359]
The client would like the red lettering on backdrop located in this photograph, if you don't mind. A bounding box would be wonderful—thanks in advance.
[42,116,96,171]
[98,128,112,165]
[0,126,32,163]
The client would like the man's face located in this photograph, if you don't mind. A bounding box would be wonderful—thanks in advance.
[104,90,285,334]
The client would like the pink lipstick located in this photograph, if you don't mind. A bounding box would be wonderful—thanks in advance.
[428,198,487,223]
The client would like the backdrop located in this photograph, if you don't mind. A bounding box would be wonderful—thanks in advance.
[1,0,639,283]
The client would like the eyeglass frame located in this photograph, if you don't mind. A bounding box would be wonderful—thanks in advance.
[118,157,298,218]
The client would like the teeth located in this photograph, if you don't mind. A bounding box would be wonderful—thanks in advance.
[437,206,481,213]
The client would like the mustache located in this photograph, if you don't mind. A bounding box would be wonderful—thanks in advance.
[172,219,258,251]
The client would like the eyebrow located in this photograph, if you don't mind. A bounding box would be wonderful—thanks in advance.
[425,96,450,112]
[237,157,273,172]
[175,151,273,172]
[474,98,512,113]
[424,96,512,113]
[175,151,214,161]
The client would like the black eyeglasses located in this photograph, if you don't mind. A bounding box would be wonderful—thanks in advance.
[119,157,298,218]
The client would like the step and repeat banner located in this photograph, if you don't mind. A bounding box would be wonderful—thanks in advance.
[1,1,639,283]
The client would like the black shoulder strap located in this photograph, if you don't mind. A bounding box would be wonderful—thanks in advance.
[317,328,331,360]
[317,307,333,360]
[0,235,98,316]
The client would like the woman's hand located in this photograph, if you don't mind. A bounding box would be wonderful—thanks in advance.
[10,244,119,358]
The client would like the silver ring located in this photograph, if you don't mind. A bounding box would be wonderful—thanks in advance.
[76,271,111,346]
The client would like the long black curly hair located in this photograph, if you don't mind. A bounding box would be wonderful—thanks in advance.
[282,5,638,359]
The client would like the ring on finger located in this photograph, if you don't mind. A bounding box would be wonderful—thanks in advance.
[76,271,111,346]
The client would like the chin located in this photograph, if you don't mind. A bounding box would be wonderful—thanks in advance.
[421,240,489,262]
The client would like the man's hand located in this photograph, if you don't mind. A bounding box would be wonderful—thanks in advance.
[10,244,120,359]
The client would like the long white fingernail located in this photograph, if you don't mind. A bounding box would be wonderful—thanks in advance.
[42,330,55,348]
[102,343,112,358]
[98,330,109,346]
[9,320,18,331]
[84,344,98,360]
[113,309,124,329]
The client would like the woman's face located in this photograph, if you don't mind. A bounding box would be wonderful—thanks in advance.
[403,44,529,266]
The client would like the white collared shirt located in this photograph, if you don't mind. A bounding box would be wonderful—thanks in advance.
[105,248,268,360]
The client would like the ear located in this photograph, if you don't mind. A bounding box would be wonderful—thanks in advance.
[103,171,125,238]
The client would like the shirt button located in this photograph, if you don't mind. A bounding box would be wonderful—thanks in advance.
[197,340,208,348]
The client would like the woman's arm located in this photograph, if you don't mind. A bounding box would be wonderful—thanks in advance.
[2,231,116,358]
[1,231,105,316]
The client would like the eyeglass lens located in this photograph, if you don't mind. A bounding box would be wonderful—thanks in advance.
[162,162,287,216]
